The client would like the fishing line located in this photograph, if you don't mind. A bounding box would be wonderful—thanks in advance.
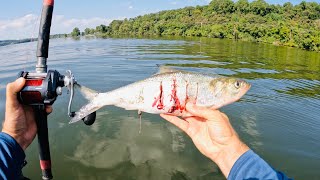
[138,111,142,134]
[24,5,42,72]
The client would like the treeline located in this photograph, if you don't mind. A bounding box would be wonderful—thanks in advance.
[72,0,320,52]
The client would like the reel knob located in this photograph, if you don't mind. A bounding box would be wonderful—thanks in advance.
[82,111,96,126]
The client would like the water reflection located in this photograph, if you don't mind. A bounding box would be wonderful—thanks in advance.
[70,114,219,179]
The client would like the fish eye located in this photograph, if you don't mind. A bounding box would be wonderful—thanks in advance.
[234,81,241,89]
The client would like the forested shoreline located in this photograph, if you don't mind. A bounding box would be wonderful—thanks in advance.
[71,0,320,52]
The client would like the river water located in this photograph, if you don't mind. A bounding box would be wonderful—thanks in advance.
[0,37,319,179]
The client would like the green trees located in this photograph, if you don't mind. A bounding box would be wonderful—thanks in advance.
[84,28,91,35]
[84,28,95,35]
[250,0,269,16]
[95,24,108,33]
[74,1,320,52]
[109,20,123,33]
[209,0,235,14]
[235,0,250,14]
[71,27,80,37]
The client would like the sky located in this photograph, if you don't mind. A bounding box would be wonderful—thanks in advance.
[0,0,319,40]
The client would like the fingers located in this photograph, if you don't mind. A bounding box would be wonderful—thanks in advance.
[6,78,25,95]
[6,78,26,107]
[160,114,189,132]
[186,102,220,119]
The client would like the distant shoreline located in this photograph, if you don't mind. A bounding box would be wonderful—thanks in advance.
[2,34,319,55]
[0,34,69,47]
[0,38,37,47]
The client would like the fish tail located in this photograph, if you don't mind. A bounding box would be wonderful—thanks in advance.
[69,101,102,124]
[69,85,107,124]
[75,84,98,100]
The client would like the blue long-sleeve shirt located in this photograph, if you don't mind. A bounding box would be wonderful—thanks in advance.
[0,132,25,180]
[228,150,292,180]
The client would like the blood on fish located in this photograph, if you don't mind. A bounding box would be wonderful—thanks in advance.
[152,82,164,110]
[168,78,183,113]
[157,103,164,110]
[183,81,189,110]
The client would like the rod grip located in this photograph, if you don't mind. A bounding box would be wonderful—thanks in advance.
[34,106,53,180]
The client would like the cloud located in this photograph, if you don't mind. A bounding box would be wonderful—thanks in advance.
[52,15,113,34]
[128,5,133,9]
[0,14,39,40]
[0,14,116,40]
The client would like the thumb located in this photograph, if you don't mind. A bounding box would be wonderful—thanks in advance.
[186,102,221,120]
[6,78,26,106]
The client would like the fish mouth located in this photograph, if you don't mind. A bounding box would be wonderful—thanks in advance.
[244,83,251,93]
[236,83,251,101]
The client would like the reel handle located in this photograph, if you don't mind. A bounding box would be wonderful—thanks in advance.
[65,70,96,126]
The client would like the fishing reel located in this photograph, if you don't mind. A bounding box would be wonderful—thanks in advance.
[18,70,96,125]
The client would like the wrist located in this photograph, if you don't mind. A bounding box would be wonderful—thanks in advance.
[211,138,249,177]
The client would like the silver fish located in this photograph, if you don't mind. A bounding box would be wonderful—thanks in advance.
[70,67,251,124]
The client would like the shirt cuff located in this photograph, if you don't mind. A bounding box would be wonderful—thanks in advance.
[228,149,255,179]
[0,132,26,169]
[228,149,289,180]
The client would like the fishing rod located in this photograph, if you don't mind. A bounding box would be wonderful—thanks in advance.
[17,0,96,179]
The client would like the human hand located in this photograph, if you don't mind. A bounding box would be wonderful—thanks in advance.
[160,103,249,177]
[2,78,52,150]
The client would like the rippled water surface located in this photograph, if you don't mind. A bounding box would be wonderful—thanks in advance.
[0,37,319,179]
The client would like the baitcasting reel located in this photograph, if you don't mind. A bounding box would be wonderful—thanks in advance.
[18,70,96,125]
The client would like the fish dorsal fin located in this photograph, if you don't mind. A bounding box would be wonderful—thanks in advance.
[156,65,182,74]
[155,65,220,78]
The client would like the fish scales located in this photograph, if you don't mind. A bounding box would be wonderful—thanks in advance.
[98,72,217,113]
